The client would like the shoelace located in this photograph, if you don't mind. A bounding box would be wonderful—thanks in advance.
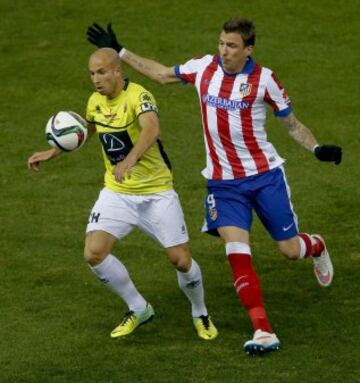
[121,311,135,326]
[199,315,210,330]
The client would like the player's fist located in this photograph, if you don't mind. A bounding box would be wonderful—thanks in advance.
[314,144,342,165]
[87,23,123,53]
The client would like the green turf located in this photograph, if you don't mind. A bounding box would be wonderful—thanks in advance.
[1,0,359,382]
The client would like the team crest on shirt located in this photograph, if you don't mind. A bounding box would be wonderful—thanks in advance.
[239,83,252,97]
[139,92,152,103]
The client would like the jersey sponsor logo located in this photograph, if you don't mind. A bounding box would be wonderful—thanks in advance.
[239,82,252,97]
[104,107,118,119]
[104,113,117,119]
[99,131,134,164]
[202,94,249,111]
[103,134,126,152]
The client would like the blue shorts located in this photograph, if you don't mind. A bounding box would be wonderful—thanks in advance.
[202,167,298,241]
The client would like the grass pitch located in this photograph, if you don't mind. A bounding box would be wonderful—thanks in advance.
[1,0,359,382]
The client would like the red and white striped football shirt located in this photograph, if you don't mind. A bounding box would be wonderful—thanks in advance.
[175,55,292,180]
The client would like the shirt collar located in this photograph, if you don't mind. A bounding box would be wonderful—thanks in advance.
[217,56,255,76]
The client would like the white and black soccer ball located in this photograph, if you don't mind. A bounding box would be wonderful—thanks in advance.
[45,111,88,152]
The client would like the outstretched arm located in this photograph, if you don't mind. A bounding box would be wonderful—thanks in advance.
[87,23,179,85]
[27,122,96,171]
[280,112,342,164]
[280,112,318,152]
[27,147,62,171]
[122,49,179,85]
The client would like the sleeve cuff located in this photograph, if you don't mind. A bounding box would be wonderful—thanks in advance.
[119,48,127,58]
[174,65,188,84]
[274,106,292,117]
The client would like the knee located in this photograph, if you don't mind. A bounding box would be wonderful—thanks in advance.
[173,253,192,272]
[167,243,192,272]
[84,239,107,266]
[278,238,300,260]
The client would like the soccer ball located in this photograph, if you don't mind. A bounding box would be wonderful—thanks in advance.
[45,111,88,152]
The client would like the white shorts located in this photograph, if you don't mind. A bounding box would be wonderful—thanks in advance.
[86,189,189,248]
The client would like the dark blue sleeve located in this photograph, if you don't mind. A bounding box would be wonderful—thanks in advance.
[275,106,292,117]
[174,65,188,85]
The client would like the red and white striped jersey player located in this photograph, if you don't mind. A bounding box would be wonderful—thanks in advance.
[87,17,342,356]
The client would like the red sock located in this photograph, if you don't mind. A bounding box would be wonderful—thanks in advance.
[312,237,325,257]
[298,233,324,258]
[228,253,273,333]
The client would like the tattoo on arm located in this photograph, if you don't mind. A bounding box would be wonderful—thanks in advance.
[128,55,146,70]
[123,51,178,84]
[281,113,318,152]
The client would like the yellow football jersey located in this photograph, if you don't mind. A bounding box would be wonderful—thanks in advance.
[86,80,173,194]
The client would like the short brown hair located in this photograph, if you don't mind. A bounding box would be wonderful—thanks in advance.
[222,18,256,46]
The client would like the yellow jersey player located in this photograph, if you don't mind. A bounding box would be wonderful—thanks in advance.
[27,48,217,341]
[87,78,173,194]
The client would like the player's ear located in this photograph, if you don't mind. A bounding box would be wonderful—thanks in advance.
[114,67,122,79]
[115,64,123,77]
[245,45,254,56]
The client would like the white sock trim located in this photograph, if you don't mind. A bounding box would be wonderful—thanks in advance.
[91,253,113,272]
[298,236,307,259]
[225,242,251,256]
[119,48,127,58]
[177,259,198,279]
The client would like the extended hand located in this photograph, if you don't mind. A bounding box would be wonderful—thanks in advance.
[86,23,123,53]
[314,144,342,165]
[27,148,60,171]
